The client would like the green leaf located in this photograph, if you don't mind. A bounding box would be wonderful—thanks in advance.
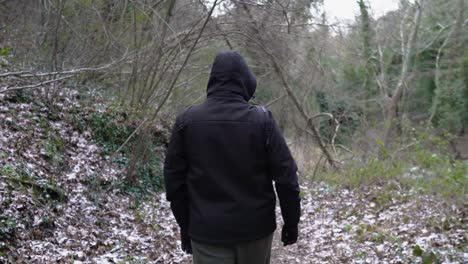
[82,0,91,7]
[0,47,12,56]
[442,219,450,230]
[422,251,437,264]
[413,245,423,257]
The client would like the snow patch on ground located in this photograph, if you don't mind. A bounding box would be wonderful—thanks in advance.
[1,90,466,263]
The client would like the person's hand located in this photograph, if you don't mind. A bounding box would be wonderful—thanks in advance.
[281,225,298,246]
[181,231,192,254]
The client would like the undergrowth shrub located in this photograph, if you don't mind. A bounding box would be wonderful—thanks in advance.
[313,122,467,204]
[1,162,67,203]
[0,216,16,242]
[89,111,134,155]
[0,162,66,254]
[84,105,168,199]
[315,91,362,145]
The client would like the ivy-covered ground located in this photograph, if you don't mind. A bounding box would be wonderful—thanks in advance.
[0,90,466,263]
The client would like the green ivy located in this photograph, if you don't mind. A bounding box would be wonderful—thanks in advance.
[89,112,134,155]
[0,47,12,56]
[0,216,16,241]
[87,108,166,201]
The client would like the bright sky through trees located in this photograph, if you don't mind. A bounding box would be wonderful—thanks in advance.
[324,0,400,23]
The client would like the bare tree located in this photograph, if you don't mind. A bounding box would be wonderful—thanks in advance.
[382,0,425,147]
[218,0,339,168]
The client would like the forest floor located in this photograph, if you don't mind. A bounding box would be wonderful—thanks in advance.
[0,90,466,263]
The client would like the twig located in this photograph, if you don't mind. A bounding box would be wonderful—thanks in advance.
[236,2,338,168]
[108,118,150,161]
[392,142,417,157]
[334,144,354,154]
[311,154,324,181]
[265,94,286,107]
[0,53,127,78]
[310,112,334,120]
[149,0,219,121]
[331,122,340,157]
[0,75,74,94]
[106,0,220,161]
[309,112,340,157]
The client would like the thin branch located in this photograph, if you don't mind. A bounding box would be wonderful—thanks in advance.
[0,75,73,94]
[150,0,219,120]
[108,0,220,160]
[198,0,233,49]
[109,117,149,161]
[309,113,340,157]
[334,144,354,154]
[417,22,454,53]
[392,142,417,157]
[236,2,338,168]
[265,94,286,107]
[309,112,333,121]
[0,54,127,78]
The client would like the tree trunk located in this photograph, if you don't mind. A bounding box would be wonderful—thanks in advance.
[384,0,424,148]
[358,0,375,106]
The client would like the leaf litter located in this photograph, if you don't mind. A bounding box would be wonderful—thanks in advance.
[0,90,466,263]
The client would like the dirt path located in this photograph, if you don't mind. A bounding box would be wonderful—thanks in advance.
[166,181,466,264]
[270,183,466,264]
[3,179,466,263]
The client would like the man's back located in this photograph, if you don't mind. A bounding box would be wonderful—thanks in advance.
[183,96,276,243]
[164,51,301,263]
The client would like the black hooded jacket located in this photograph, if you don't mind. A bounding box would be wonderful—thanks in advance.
[164,51,301,244]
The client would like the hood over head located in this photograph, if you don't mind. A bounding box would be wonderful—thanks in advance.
[207,51,257,101]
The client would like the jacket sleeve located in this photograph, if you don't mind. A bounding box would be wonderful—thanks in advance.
[266,112,301,228]
[164,116,189,232]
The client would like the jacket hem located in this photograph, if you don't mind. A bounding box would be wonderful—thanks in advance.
[189,225,277,245]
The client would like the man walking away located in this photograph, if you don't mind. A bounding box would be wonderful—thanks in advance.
[164,51,301,264]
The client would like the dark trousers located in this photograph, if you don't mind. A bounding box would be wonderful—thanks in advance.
[192,233,274,264]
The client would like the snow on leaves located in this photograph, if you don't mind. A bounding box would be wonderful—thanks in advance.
[1,90,466,263]
[271,183,467,264]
